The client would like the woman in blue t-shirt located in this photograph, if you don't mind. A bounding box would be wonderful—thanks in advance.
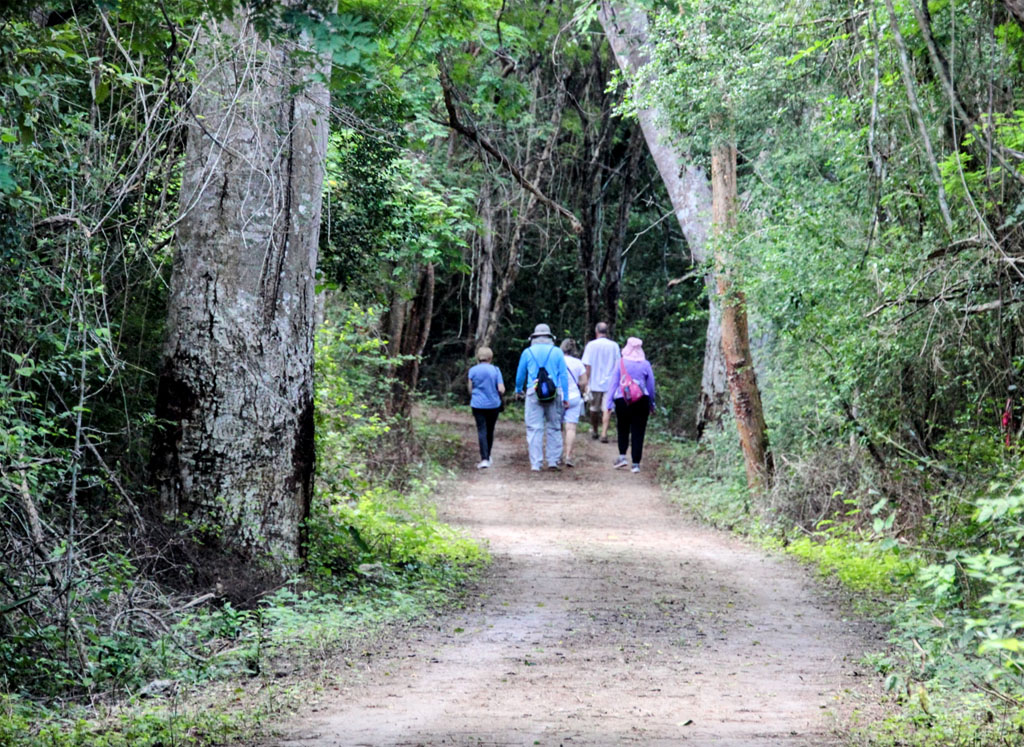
[467,347,506,469]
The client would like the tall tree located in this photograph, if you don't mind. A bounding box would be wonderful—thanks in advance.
[597,0,729,434]
[572,37,616,334]
[152,9,329,571]
[384,262,436,417]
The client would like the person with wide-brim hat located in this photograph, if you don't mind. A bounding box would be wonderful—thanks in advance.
[514,323,569,471]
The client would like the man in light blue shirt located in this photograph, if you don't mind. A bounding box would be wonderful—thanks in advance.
[514,323,569,471]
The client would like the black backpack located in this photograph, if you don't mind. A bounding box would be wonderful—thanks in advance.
[531,347,558,402]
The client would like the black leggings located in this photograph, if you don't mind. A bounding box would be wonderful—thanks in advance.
[472,407,501,460]
[614,396,650,464]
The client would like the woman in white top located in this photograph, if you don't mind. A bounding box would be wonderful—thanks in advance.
[559,338,588,467]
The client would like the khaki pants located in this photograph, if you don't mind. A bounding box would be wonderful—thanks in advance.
[588,390,606,432]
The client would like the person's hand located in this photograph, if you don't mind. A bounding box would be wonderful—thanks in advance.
[515,391,524,401]
[563,400,570,409]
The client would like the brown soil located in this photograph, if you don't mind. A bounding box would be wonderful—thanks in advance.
[269,411,883,746]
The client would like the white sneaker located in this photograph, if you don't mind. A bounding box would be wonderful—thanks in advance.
[613,455,628,469]
[485,458,492,468]
[631,463,640,473]
[477,460,489,469]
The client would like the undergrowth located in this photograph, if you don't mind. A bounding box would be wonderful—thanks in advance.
[0,306,487,746]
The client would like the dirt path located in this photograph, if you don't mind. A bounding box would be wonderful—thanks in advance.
[271,412,882,746]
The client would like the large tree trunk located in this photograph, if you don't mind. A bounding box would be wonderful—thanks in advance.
[151,11,328,573]
[712,139,773,492]
[597,0,729,433]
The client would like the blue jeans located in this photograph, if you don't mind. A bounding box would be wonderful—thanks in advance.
[524,392,563,469]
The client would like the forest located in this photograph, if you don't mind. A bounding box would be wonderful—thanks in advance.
[3,0,1024,744]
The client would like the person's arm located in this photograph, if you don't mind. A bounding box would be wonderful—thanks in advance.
[497,367,506,395]
[578,366,589,390]
[515,351,528,394]
[645,363,656,411]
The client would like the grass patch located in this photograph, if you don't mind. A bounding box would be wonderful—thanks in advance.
[656,429,761,533]
[847,693,1024,746]
[786,534,916,595]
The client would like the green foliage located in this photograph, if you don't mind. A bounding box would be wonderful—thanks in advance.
[787,533,916,595]
[626,0,1024,475]
[658,425,756,529]
[0,691,262,747]
[1,305,484,739]
[306,302,487,589]
[1,0,489,717]
[849,701,1024,747]
[900,481,1024,689]
[309,486,485,586]
[0,3,179,698]
[321,128,475,294]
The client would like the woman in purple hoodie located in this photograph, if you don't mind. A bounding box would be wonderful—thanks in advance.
[604,337,656,473]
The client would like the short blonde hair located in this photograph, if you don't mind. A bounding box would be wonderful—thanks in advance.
[476,346,493,362]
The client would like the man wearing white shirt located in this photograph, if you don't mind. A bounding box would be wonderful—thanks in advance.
[581,322,620,443]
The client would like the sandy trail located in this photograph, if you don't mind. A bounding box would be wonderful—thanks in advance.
[270,411,880,746]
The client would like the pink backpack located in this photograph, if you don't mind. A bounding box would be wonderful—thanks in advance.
[620,360,643,404]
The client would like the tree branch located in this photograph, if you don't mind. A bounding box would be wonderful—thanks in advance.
[438,64,582,235]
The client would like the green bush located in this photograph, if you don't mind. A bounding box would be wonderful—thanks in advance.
[658,424,754,530]
[306,303,487,590]
[786,533,917,595]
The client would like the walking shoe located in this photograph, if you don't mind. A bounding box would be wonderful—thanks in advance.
[486,458,492,468]
[613,455,628,469]
[631,463,640,473]
[477,459,489,469]
[591,431,600,440]
[531,466,541,472]
[564,458,575,468]
[548,463,561,471]
[600,435,610,443]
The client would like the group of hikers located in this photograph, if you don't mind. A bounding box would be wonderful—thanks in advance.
[466,322,657,474]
